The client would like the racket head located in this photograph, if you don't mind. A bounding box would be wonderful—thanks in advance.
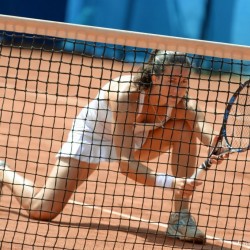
[222,80,250,152]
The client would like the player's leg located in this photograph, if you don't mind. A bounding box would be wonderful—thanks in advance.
[168,120,197,211]
[135,119,197,201]
[134,119,196,163]
[165,120,205,243]
[0,158,98,220]
[134,119,205,243]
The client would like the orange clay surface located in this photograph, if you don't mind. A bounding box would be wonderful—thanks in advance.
[0,47,249,249]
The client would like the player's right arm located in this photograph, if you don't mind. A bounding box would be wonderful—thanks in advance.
[107,81,157,186]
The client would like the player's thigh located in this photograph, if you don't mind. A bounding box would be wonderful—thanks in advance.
[41,157,97,201]
[134,119,188,161]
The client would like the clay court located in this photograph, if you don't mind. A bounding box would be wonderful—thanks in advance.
[0,45,249,250]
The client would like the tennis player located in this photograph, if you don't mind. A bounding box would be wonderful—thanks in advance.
[0,50,223,244]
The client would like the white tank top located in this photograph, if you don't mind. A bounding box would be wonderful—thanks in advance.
[80,89,172,139]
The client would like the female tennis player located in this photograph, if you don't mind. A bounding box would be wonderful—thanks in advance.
[0,50,224,244]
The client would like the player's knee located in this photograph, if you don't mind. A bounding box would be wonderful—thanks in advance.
[28,202,61,221]
[175,120,191,133]
[28,209,59,221]
[169,120,194,142]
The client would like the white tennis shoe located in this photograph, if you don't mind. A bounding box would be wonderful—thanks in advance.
[166,209,206,244]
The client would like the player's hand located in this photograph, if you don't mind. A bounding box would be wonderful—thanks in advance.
[173,178,203,198]
[209,135,229,164]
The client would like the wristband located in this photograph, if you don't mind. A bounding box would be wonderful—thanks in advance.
[155,173,175,188]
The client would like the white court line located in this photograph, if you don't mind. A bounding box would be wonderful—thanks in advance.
[69,199,250,249]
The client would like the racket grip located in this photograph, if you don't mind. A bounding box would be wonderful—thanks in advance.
[191,158,212,180]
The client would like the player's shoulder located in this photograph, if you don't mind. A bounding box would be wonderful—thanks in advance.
[103,75,139,101]
[102,75,139,112]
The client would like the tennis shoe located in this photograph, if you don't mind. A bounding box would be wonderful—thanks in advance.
[166,209,206,244]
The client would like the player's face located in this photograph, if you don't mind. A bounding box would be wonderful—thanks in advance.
[150,65,189,106]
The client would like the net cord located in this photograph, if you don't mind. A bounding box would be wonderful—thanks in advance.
[0,14,250,61]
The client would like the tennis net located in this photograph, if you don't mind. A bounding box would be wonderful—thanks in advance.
[0,15,249,249]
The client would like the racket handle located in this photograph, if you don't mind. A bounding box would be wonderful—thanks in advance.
[191,158,212,180]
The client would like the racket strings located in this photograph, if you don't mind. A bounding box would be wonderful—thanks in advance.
[226,86,250,149]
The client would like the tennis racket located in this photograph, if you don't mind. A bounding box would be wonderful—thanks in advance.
[191,80,250,179]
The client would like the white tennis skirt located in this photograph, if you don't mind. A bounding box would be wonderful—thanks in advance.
[57,118,150,164]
